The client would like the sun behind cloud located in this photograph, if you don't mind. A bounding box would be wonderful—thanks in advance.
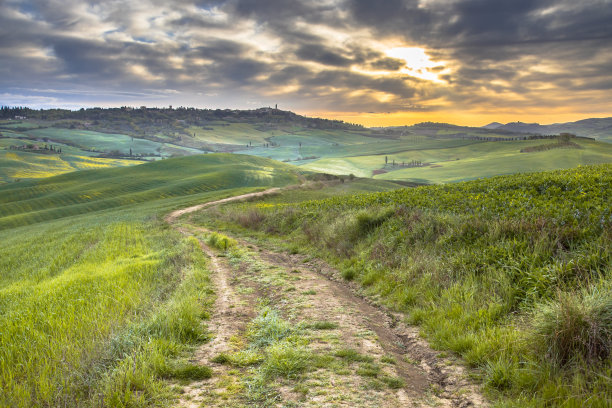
[384,47,446,82]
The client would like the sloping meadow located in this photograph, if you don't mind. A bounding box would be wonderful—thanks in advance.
[0,154,301,406]
[204,164,612,407]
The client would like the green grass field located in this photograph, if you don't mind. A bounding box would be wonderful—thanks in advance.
[0,149,143,184]
[25,128,164,155]
[194,164,612,407]
[0,153,306,407]
[301,137,612,183]
[0,154,300,229]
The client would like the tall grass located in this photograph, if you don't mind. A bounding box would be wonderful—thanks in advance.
[0,215,212,407]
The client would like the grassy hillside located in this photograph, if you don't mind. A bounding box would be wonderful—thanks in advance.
[0,153,299,229]
[194,164,612,407]
[300,137,612,183]
[497,117,612,143]
[0,154,305,407]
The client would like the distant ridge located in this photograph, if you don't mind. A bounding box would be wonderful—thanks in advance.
[496,122,544,133]
[482,122,503,129]
[485,117,612,143]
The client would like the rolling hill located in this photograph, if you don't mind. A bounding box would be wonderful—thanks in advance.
[0,152,408,407]
[0,153,301,230]
[1,107,611,185]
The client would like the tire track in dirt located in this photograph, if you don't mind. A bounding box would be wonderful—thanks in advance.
[167,188,281,407]
[251,248,487,408]
[167,187,487,407]
[171,229,245,407]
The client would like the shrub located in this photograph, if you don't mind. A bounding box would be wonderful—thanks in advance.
[236,209,265,229]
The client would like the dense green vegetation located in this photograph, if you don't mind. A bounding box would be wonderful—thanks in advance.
[195,164,612,407]
[0,215,212,407]
[0,154,303,407]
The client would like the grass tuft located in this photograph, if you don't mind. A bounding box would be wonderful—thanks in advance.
[247,307,295,348]
[169,363,213,381]
[531,289,612,366]
[206,231,237,251]
[261,341,311,379]
[334,348,374,363]
[308,321,339,330]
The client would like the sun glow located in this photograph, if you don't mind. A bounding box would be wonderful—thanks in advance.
[384,47,444,82]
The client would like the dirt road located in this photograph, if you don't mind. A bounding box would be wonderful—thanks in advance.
[167,190,487,407]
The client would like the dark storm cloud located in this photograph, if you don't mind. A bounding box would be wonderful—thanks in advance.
[0,0,611,115]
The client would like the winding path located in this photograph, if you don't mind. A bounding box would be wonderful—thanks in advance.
[166,187,487,407]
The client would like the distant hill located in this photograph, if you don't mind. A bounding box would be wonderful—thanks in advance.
[495,122,544,133]
[490,117,612,143]
[482,122,503,129]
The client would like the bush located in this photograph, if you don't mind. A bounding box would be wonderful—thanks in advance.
[236,209,265,229]
[531,289,612,366]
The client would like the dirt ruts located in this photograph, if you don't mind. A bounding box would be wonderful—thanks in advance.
[166,188,487,407]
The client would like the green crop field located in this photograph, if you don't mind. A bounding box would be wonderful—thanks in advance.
[0,154,306,407]
[194,164,612,407]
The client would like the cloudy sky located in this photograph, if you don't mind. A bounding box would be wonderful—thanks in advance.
[1,0,611,126]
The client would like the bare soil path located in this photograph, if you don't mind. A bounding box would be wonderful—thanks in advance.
[166,188,487,407]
